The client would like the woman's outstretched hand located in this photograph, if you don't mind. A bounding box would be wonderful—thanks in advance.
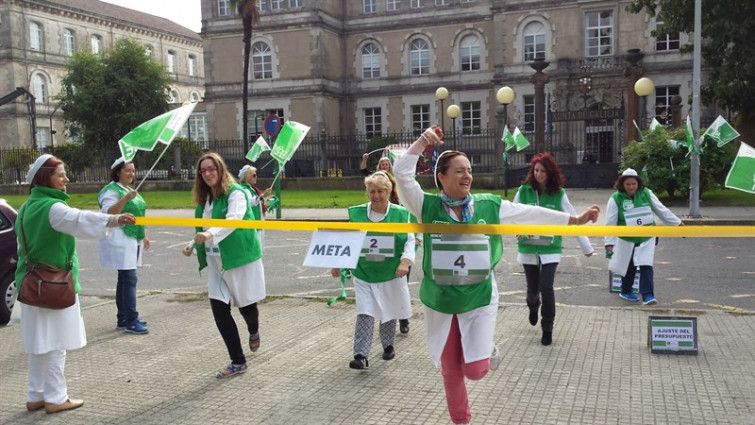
[418,125,444,147]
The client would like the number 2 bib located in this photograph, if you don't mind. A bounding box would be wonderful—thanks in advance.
[360,234,395,262]
[430,233,491,285]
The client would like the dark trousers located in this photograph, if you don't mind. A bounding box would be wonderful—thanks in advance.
[523,262,558,332]
[622,255,655,296]
[210,299,259,365]
[115,269,138,326]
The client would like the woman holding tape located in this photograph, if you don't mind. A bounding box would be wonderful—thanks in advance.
[182,152,265,378]
[513,153,594,346]
[394,126,600,425]
[330,172,414,369]
[605,168,683,305]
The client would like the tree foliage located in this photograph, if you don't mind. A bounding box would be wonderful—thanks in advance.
[626,0,755,121]
[58,38,172,156]
[621,127,737,198]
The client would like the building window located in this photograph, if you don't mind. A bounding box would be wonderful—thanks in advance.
[271,0,284,10]
[188,54,197,76]
[361,43,380,78]
[460,102,481,135]
[63,29,75,56]
[460,35,480,71]
[29,22,43,51]
[364,108,382,138]
[258,0,266,11]
[655,21,680,51]
[585,11,613,57]
[460,0,475,3]
[364,0,376,13]
[387,0,400,11]
[289,0,302,8]
[185,114,207,144]
[523,94,535,132]
[37,127,50,148]
[167,51,176,73]
[411,104,430,134]
[218,0,231,16]
[435,0,448,5]
[411,0,421,7]
[168,89,179,104]
[252,42,273,79]
[410,38,429,75]
[654,86,680,125]
[90,35,102,54]
[190,92,201,102]
[32,74,48,103]
[523,21,545,61]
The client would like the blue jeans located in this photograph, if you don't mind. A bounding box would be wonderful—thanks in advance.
[622,256,654,296]
[116,269,139,327]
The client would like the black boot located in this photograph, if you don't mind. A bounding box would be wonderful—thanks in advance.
[399,319,410,334]
[528,303,540,326]
[541,331,552,346]
[382,345,395,360]
[349,354,369,369]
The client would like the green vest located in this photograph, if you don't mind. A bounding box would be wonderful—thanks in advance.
[515,184,564,254]
[348,203,410,283]
[420,193,502,314]
[15,186,81,293]
[240,182,263,221]
[611,187,655,244]
[98,182,146,240]
[194,184,262,271]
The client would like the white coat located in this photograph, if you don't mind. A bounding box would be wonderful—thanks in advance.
[98,184,143,270]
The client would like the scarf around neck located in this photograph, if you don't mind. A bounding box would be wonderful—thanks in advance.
[440,192,473,223]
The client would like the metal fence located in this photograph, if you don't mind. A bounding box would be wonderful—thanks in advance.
[1,123,635,185]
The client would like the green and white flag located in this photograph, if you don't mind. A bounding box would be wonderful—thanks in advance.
[684,115,695,152]
[502,127,515,151]
[270,121,310,165]
[512,127,530,152]
[704,115,740,147]
[118,102,197,162]
[633,120,643,141]
[725,142,755,194]
[388,147,407,163]
[246,136,271,162]
[649,118,662,132]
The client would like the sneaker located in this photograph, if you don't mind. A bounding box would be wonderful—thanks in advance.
[249,333,261,352]
[399,319,410,334]
[642,295,658,305]
[216,362,247,378]
[489,345,500,371]
[382,345,395,361]
[541,331,552,346]
[528,304,539,326]
[124,322,148,334]
[619,292,640,302]
[117,318,147,330]
[349,355,369,370]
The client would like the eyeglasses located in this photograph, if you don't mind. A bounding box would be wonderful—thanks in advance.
[199,166,218,175]
[251,174,257,177]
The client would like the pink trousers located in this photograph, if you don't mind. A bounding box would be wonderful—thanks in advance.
[441,315,490,424]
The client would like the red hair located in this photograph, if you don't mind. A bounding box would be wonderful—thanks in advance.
[32,156,64,188]
[523,152,564,194]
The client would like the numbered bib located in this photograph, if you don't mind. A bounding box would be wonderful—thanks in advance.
[624,206,654,227]
[360,234,395,261]
[431,233,491,285]
[521,235,554,246]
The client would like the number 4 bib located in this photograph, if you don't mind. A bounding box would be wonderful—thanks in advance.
[431,233,491,285]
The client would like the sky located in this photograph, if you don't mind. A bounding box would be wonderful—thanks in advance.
[101,0,202,33]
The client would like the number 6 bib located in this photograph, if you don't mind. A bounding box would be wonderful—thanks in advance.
[624,205,654,226]
[431,233,491,285]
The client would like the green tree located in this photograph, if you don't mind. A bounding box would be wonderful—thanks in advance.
[58,38,172,156]
[230,0,260,154]
[621,127,737,198]
[626,0,755,125]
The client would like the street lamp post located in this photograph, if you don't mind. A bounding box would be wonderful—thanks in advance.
[446,104,460,151]
[435,87,449,131]
[49,102,62,148]
[634,77,655,130]
[496,86,514,197]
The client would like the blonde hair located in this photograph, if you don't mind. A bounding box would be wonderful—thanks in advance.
[192,152,236,205]
[241,165,258,183]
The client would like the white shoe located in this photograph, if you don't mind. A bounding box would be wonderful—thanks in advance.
[489,345,500,371]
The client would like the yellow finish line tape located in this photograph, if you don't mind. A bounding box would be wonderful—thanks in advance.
[136,217,754,238]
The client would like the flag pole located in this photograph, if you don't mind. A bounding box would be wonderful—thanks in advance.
[135,143,172,191]
[268,166,283,190]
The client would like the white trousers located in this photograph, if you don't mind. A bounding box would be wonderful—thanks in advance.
[27,350,68,405]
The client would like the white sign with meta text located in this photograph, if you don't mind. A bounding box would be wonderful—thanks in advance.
[303,230,367,269]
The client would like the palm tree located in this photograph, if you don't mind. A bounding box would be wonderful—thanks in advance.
[230,0,260,153]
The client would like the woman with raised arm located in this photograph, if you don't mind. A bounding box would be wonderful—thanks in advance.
[393,126,600,425]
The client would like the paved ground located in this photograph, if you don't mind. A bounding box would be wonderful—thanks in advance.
[1,189,753,424]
